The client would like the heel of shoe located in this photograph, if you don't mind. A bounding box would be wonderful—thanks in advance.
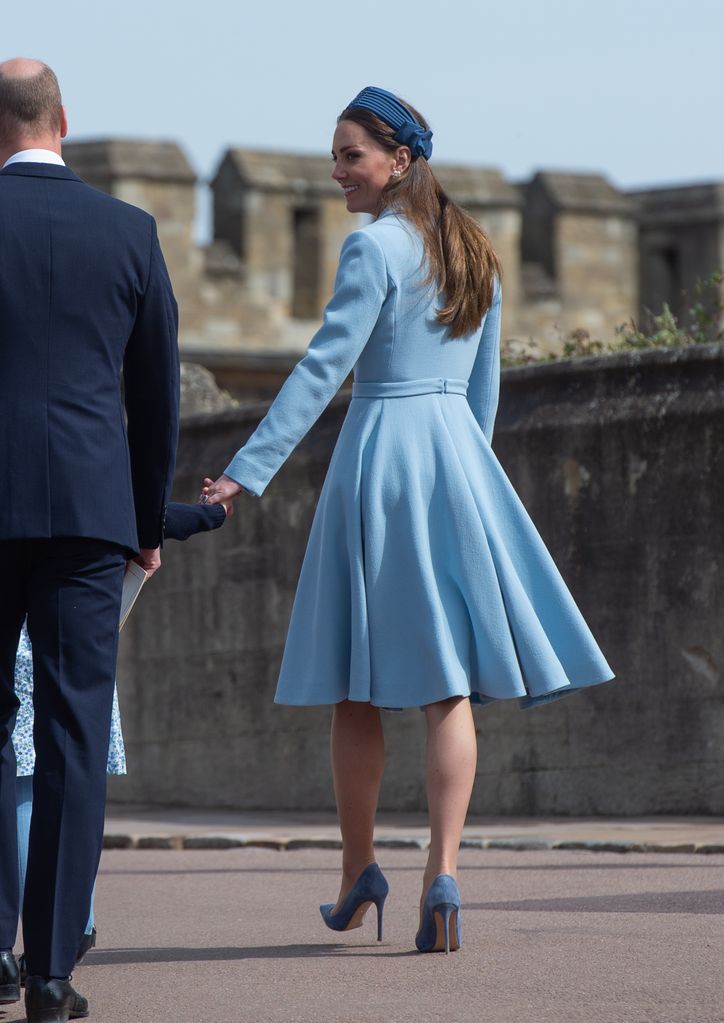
[0,982,20,1004]
[374,895,386,942]
[25,1011,68,1023]
[441,905,452,955]
[75,926,97,966]
[436,904,456,955]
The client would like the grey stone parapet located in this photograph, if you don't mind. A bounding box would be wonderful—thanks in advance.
[525,170,637,216]
[63,138,197,183]
[632,180,724,227]
[433,164,522,209]
[214,149,521,209]
[214,148,346,198]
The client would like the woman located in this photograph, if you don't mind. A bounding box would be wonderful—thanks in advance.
[202,87,614,953]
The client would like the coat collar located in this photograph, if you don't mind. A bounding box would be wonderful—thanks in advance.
[377,207,406,222]
[0,162,83,184]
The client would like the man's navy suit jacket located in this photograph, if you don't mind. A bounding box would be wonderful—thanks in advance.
[0,162,180,553]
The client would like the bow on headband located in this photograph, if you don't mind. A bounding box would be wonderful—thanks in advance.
[345,86,433,161]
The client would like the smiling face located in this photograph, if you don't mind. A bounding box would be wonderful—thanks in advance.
[331,119,409,216]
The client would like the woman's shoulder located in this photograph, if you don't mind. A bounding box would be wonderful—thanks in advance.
[349,211,421,263]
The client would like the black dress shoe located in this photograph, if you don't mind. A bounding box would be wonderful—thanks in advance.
[0,950,20,1003]
[75,927,97,964]
[18,928,98,990]
[25,975,89,1022]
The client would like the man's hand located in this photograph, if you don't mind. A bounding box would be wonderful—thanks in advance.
[132,546,161,577]
[200,474,243,509]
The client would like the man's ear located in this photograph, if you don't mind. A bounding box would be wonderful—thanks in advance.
[60,106,68,139]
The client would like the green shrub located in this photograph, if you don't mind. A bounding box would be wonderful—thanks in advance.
[501,271,723,367]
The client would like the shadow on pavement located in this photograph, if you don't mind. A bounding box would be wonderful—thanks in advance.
[85,944,419,965]
[467,889,724,914]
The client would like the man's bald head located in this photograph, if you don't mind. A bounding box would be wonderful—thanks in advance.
[0,58,63,147]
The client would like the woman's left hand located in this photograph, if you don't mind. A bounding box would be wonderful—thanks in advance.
[199,474,243,510]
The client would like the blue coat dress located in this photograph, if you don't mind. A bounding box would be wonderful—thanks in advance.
[225,210,614,709]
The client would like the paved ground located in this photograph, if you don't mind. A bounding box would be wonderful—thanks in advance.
[3,845,723,1023]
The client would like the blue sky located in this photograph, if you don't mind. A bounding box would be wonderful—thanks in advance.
[5,0,721,196]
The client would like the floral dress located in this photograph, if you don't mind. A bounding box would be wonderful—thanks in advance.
[12,622,126,776]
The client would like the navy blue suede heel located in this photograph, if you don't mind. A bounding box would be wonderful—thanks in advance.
[320,863,389,941]
[415,874,461,954]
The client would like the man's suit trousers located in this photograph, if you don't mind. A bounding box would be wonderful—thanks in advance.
[0,538,125,977]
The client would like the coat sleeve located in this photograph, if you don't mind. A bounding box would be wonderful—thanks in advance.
[224,229,388,496]
[123,220,180,548]
[163,502,226,541]
[466,280,502,444]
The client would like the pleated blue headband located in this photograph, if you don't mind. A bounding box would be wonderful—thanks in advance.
[345,86,433,161]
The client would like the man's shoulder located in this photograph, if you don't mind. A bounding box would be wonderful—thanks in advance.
[72,179,156,233]
[0,168,157,236]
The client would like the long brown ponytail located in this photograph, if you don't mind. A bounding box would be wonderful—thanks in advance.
[338,100,502,339]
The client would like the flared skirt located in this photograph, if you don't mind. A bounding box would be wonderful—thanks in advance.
[274,392,614,709]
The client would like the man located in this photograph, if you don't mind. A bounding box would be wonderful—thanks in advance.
[0,59,179,1022]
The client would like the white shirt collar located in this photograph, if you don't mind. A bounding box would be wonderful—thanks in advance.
[2,149,66,169]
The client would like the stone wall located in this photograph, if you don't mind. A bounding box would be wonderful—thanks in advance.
[633,182,724,325]
[111,345,724,815]
[62,138,724,383]
[210,149,353,349]
[63,140,252,352]
[517,173,639,349]
[61,140,646,365]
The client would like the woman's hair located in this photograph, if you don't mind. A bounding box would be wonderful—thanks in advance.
[338,99,501,339]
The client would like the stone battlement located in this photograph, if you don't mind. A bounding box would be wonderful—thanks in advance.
[63,139,724,396]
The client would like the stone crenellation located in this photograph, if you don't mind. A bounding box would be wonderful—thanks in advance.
[63,139,724,398]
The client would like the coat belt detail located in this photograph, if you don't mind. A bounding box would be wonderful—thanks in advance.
[351,378,469,399]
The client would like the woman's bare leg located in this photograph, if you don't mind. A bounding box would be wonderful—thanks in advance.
[422,696,477,898]
[330,699,385,908]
